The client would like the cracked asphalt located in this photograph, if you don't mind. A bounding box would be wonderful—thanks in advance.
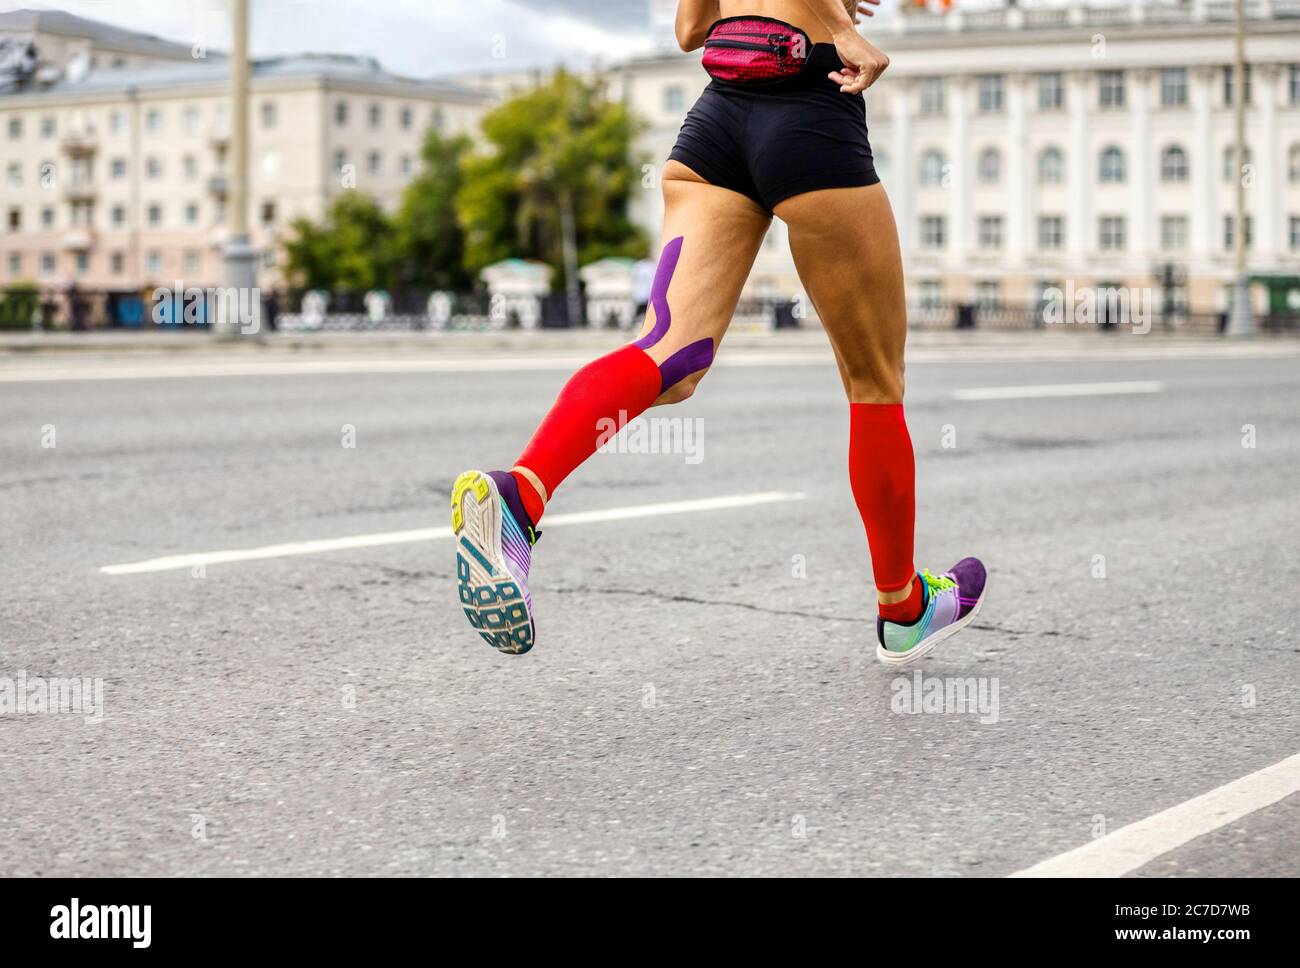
[1,336,1298,876]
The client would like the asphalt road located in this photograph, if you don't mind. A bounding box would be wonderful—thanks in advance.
[2,335,1298,877]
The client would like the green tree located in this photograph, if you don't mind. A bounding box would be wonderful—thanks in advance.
[394,130,473,290]
[457,70,648,290]
[283,191,396,291]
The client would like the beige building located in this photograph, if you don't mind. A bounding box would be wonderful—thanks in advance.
[0,11,488,291]
[615,0,1300,314]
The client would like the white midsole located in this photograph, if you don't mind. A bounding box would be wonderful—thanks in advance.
[875,588,987,667]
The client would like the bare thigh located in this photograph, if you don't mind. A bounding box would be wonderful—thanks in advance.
[640,161,772,404]
[775,183,907,404]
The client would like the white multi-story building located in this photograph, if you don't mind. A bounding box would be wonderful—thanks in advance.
[617,0,1300,313]
[0,10,488,291]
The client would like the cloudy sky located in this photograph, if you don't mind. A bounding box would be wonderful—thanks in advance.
[15,0,668,78]
[13,0,931,79]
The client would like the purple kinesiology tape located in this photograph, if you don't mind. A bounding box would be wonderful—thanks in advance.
[633,236,714,393]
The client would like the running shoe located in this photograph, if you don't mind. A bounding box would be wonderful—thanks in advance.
[451,469,538,655]
[875,558,987,667]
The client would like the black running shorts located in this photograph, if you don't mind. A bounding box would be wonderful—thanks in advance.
[668,44,880,213]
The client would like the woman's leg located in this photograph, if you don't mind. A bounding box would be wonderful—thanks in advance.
[776,183,917,601]
[452,163,772,654]
[508,162,773,524]
[776,182,987,663]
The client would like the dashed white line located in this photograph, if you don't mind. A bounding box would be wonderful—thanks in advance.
[954,380,1164,401]
[99,490,806,575]
[1010,750,1300,877]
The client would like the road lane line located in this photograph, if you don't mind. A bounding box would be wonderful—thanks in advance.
[1010,750,1300,877]
[954,380,1164,401]
[100,490,806,575]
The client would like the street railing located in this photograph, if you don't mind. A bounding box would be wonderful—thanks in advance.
[2,286,1296,336]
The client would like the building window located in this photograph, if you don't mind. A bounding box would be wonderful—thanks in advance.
[183,249,200,274]
[334,150,349,174]
[41,206,54,228]
[261,201,276,226]
[1223,215,1254,250]
[184,202,199,225]
[261,101,277,129]
[663,85,685,113]
[41,252,55,275]
[8,253,21,276]
[367,151,382,176]
[7,207,21,231]
[40,115,56,137]
[147,203,162,227]
[110,157,127,179]
[400,155,414,176]
[920,215,946,249]
[145,156,163,179]
[1099,145,1126,183]
[977,74,1004,113]
[1290,144,1300,182]
[335,101,349,126]
[1160,67,1188,107]
[5,162,20,187]
[432,107,445,131]
[1223,65,1252,106]
[975,281,1001,310]
[919,149,946,186]
[1160,145,1189,183]
[1038,215,1064,250]
[368,103,382,128]
[1223,145,1253,182]
[183,106,200,133]
[110,251,125,275]
[74,251,89,275]
[110,110,126,134]
[919,77,945,115]
[111,205,126,228]
[145,108,162,132]
[977,215,1004,249]
[1038,146,1064,184]
[1037,72,1063,110]
[1291,66,1300,105]
[977,147,1001,184]
[1098,70,1126,109]
[145,250,161,275]
[1290,215,1300,250]
[183,155,198,180]
[1160,215,1188,251]
[1099,215,1127,251]
[399,106,413,130]
[7,117,22,139]
[916,280,942,309]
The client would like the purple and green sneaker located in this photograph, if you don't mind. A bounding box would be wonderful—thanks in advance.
[451,469,538,655]
[875,558,987,666]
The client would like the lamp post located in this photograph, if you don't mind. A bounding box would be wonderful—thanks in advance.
[214,0,258,339]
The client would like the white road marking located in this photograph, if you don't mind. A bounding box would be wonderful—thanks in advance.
[100,490,806,575]
[954,380,1164,401]
[1010,750,1300,877]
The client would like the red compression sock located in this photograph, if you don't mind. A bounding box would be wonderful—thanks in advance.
[878,575,924,624]
[848,402,918,607]
[512,345,663,523]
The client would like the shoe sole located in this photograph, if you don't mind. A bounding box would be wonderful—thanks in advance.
[874,584,987,668]
[451,469,535,655]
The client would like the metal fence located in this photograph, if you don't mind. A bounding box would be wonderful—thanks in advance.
[2,286,1297,336]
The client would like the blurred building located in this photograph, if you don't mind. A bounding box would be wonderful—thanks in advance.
[0,10,488,289]
[616,0,1300,313]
